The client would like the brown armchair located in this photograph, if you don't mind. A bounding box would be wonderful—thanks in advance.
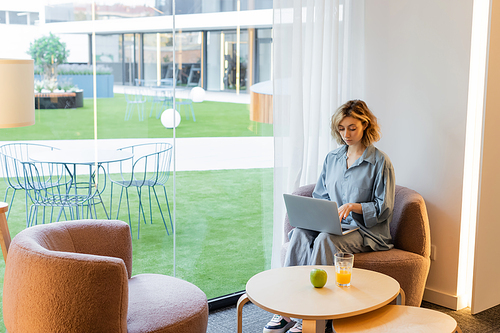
[281,185,431,307]
[3,219,208,333]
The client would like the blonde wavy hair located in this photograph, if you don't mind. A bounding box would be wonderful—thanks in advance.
[331,100,381,146]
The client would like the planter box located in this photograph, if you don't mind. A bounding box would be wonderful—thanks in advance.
[35,92,75,109]
[35,74,114,98]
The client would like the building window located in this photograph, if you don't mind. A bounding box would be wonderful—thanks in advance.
[30,12,39,25]
[8,11,28,25]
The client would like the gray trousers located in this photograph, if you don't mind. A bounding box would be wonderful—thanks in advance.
[284,227,371,267]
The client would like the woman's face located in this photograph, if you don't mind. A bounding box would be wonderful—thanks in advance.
[338,116,366,147]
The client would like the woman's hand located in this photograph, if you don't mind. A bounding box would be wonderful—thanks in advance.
[338,203,363,220]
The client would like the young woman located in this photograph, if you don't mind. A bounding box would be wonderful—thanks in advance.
[264,100,396,333]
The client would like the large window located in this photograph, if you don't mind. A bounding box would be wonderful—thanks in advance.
[123,34,140,85]
[91,13,273,301]
[0,2,273,330]
[95,34,122,83]
[257,28,272,83]
[143,33,160,82]
[207,29,256,92]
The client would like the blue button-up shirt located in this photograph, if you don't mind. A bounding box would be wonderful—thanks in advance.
[313,144,395,250]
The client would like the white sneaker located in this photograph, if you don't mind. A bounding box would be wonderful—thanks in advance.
[263,314,295,333]
[286,322,302,333]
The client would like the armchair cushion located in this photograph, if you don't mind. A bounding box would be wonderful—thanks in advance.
[128,274,209,333]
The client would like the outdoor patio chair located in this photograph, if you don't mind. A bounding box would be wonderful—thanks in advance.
[107,142,173,238]
[187,65,201,86]
[164,63,180,85]
[19,157,107,227]
[0,143,61,225]
[0,145,107,227]
[134,78,149,87]
[176,98,196,121]
[124,88,147,121]
[150,87,173,119]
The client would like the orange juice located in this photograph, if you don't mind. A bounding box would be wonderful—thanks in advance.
[334,252,354,286]
[336,269,352,285]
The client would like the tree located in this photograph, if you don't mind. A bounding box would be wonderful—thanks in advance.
[27,33,69,81]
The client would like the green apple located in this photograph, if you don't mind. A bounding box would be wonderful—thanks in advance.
[310,268,328,288]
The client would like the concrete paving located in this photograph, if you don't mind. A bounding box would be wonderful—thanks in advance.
[0,136,273,177]
[114,85,251,104]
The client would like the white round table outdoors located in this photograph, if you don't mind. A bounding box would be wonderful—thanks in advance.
[30,148,133,165]
[28,148,133,221]
[237,266,401,333]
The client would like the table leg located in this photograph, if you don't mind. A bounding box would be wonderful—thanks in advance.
[0,203,12,262]
[60,163,78,221]
[237,293,250,333]
[302,319,325,333]
[396,288,406,305]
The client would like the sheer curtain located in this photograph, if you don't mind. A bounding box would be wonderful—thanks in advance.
[272,0,365,268]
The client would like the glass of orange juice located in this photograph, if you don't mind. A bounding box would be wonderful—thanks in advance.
[334,252,354,287]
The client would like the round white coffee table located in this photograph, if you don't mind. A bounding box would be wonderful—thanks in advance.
[237,266,401,333]
[333,305,461,333]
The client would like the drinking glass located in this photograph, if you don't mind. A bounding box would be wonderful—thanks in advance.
[334,252,354,287]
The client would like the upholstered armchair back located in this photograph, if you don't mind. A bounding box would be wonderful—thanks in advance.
[3,220,132,333]
[390,185,431,257]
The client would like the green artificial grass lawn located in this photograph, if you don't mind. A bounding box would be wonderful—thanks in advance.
[0,94,273,140]
[0,94,274,331]
[0,168,273,332]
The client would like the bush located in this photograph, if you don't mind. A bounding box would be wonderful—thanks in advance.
[57,78,79,92]
[57,64,113,75]
[35,64,113,75]
[34,80,44,93]
[44,77,58,92]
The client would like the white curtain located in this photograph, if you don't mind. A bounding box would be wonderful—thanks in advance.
[271,0,365,268]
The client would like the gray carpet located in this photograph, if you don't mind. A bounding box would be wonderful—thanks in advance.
[208,302,269,333]
[208,300,500,333]
[421,301,500,333]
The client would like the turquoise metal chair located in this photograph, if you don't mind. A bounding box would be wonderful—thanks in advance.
[108,143,173,238]
[1,151,107,227]
[124,88,147,121]
[0,143,61,225]
[23,158,108,226]
[149,88,173,119]
[176,98,196,121]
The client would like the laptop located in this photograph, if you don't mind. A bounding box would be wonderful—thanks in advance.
[283,194,360,236]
